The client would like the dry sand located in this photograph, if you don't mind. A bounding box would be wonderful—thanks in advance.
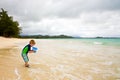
[0,37,30,80]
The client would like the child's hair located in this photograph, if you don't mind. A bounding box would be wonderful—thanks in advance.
[29,40,36,44]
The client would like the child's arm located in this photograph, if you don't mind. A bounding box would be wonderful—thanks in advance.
[28,50,35,53]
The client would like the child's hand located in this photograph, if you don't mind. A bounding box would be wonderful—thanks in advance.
[34,51,36,53]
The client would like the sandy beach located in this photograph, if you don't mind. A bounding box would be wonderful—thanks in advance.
[0,37,120,80]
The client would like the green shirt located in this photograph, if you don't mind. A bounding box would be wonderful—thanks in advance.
[22,44,31,55]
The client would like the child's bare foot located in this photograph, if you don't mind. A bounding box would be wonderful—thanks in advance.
[25,64,30,68]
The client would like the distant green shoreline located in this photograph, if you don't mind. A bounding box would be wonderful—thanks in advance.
[20,34,73,39]
[19,35,120,39]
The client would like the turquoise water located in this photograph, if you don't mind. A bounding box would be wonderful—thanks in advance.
[38,38,120,47]
[74,38,120,46]
[50,38,120,47]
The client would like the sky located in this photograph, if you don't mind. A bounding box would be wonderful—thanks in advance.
[0,0,120,37]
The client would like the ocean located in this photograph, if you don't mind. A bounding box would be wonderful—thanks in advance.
[40,38,120,47]
[72,38,120,46]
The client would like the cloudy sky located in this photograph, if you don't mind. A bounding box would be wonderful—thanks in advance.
[0,0,120,37]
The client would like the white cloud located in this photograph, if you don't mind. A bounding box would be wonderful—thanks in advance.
[21,10,120,37]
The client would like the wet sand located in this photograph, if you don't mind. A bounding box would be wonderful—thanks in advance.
[0,37,120,80]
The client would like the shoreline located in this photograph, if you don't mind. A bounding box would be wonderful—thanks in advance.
[0,37,30,49]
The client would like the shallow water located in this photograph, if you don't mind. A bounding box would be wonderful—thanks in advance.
[0,39,120,80]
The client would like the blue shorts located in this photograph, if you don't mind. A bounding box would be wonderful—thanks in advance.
[21,53,29,62]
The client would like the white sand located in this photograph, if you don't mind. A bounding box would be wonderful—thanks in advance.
[0,37,22,48]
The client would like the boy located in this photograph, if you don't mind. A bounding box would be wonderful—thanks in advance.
[21,40,36,67]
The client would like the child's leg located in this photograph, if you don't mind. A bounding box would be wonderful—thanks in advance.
[25,62,29,67]
[21,53,29,67]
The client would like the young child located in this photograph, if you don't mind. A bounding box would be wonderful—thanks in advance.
[21,40,36,67]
